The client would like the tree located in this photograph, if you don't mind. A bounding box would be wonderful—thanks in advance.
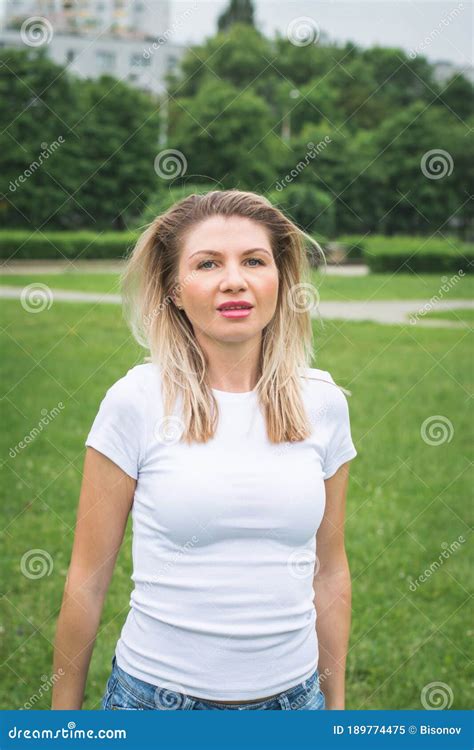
[169,78,286,191]
[368,102,473,236]
[360,47,438,105]
[0,48,81,229]
[268,182,336,238]
[217,0,255,33]
[0,49,160,230]
[166,25,272,100]
[287,125,366,236]
[436,73,474,123]
[73,76,160,230]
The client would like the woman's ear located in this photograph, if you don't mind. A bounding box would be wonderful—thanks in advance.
[170,288,182,309]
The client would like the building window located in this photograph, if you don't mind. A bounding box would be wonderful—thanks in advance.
[130,52,151,67]
[96,50,116,73]
[166,55,179,72]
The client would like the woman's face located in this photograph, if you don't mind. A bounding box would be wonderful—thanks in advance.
[175,215,279,344]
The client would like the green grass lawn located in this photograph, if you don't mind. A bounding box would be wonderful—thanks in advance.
[1,270,473,301]
[0,298,472,710]
[0,273,121,295]
[313,271,474,302]
[424,308,474,324]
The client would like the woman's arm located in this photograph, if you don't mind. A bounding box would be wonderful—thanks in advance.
[313,461,353,709]
[51,447,136,709]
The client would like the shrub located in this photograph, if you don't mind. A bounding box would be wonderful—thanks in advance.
[335,235,367,262]
[0,231,139,260]
[363,235,473,273]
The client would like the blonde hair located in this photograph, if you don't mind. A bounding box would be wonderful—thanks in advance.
[121,189,326,445]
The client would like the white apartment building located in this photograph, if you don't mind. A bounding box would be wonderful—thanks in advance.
[0,0,186,96]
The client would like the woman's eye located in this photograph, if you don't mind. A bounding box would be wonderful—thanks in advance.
[197,258,264,270]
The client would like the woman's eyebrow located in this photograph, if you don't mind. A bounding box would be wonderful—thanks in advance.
[189,248,272,259]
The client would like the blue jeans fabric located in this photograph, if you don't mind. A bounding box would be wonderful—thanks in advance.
[101,655,326,711]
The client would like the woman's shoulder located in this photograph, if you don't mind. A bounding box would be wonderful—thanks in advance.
[123,361,160,386]
[100,361,161,406]
[298,366,350,394]
[117,361,160,384]
[298,366,353,421]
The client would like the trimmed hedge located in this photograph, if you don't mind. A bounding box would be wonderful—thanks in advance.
[0,231,139,260]
[333,235,366,263]
[363,235,473,274]
[0,231,472,273]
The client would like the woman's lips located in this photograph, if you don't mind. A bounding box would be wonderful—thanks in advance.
[217,307,253,319]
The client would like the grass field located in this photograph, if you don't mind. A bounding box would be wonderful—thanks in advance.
[1,270,473,301]
[1,284,472,710]
[424,308,474,324]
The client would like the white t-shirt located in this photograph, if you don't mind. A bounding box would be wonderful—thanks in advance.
[84,362,357,700]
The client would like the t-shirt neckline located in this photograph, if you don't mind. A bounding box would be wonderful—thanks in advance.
[211,387,257,400]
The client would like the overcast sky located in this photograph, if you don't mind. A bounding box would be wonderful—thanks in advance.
[170,0,472,66]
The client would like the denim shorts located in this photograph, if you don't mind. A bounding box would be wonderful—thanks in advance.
[101,655,326,710]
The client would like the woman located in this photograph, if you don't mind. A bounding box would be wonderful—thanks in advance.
[51,189,357,710]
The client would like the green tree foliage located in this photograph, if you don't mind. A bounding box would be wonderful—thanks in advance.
[169,77,287,191]
[435,72,474,121]
[367,103,473,236]
[0,49,80,229]
[268,182,336,238]
[1,30,472,237]
[217,0,256,33]
[72,75,159,230]
[1,50,160,230]
[167,25,274,100]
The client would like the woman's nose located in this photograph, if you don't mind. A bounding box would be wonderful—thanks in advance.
[220,266,248,289]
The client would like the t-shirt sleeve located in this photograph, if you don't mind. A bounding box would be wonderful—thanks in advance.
[84,373,145,480]
[322,373,357,480]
